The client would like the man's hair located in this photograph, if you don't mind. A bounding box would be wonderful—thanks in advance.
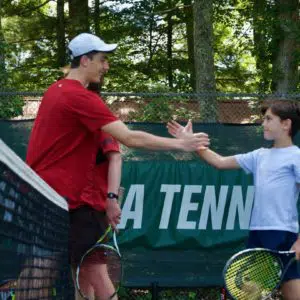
[261,99,300,138]
[70,50,99,68]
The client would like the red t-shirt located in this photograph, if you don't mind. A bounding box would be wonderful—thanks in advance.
[26,79,118,208]
[80,131,120,211]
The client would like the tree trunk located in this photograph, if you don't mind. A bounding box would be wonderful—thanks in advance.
[193,0,217,121]
[183,0,195,91]
[93,0,100,36]
[56,0,66,67]
[253,0,271,92]
[68,0,89,38]
[272,0,299,94]
[166,5,173,89]
[0,0,6,86]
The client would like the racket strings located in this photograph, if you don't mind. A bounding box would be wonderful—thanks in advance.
[225,251,282,299]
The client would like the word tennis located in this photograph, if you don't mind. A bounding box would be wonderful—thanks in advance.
[119,184,254,230]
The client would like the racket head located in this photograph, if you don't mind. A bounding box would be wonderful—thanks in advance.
[76,244,122,300]
[223,248,283,300]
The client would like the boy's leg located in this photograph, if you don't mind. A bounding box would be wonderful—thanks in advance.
[247,230,300,299]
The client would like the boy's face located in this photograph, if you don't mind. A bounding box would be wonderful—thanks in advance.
[262,108,290,141]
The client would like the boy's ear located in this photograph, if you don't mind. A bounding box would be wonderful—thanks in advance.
[282,118,292,133]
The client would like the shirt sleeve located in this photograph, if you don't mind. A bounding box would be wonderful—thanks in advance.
[293,152,300,183]
[234,148,261,174]
[98,131,120,154]
[65,90,118,132]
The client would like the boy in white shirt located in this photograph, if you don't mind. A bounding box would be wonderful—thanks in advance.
[167,100,300,299]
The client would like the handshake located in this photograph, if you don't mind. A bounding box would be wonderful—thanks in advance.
[167,120,210,152]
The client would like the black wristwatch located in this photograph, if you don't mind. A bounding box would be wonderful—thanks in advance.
[107,192,119,200]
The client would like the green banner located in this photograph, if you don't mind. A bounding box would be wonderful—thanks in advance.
[119,161,252,248]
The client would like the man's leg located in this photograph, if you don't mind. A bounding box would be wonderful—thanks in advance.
[87,263,117,300]
[72,263,117,300]
[281,279,300,300]
[71,267,94,300]
[69,206,117,300]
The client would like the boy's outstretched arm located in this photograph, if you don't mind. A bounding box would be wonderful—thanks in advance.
[197,149,239,169]
[167,120,240,170]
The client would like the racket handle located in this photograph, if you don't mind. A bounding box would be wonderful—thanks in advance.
[113,230,121,257]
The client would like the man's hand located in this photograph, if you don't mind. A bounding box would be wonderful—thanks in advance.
[167,120,193,138]
[106,199,121,230]
[167,120,209,151]
[291,236,300,260]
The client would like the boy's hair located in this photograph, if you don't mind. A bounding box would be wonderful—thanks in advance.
[261,100,300,138]
[70,50,99,68]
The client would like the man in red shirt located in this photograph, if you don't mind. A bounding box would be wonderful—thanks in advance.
[26,33,210,299]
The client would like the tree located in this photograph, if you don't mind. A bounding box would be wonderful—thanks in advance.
[57,0,66,67]
[0,0,7,86]
[166,0,174,89]
[183,0,195,90]
[253,0,273,92]
[271,0,299,93]
[93,0,100,36]
[193,0,217,121]
[68,0,89,38]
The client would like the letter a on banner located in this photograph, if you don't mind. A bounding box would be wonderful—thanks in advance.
[119,184,144,229]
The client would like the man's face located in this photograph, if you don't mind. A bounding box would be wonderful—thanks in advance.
[85,52,109,84]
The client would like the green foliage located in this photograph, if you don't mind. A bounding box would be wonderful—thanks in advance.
[128,96,199,122]
[118,287,152,299]
[0,92,24,119]
[0,0,298,93]
[131,97,173,122]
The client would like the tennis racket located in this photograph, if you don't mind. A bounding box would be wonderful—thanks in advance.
[223,248,298,300]
[75,187,125,300]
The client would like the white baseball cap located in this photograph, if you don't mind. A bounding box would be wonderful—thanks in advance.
[68,33,118,58]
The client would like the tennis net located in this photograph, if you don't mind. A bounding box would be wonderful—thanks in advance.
[0,139,71,299]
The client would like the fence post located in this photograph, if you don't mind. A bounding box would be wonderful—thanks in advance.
[151,282,159,300]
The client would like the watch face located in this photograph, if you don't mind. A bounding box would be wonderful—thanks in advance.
[107,192,118,199]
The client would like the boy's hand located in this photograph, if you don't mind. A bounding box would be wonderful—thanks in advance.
[291,236,300,260]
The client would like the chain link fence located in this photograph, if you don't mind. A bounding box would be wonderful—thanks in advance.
[2,91,299,123]
[1,91,298,299]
